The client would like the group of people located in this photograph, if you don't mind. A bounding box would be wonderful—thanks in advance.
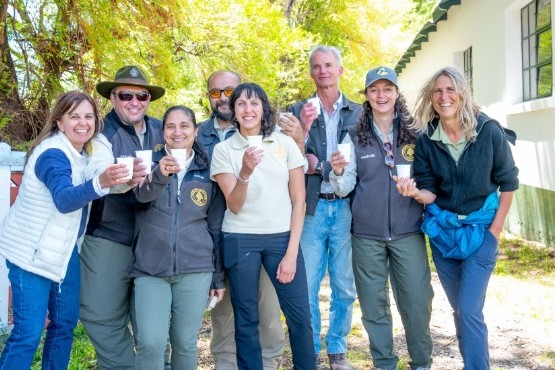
[0,43,518,370]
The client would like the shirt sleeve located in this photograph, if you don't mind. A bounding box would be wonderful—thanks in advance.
[286,136,306,170]
[35,149,103,214]
[329,135,357,197]
[210,142,235,180]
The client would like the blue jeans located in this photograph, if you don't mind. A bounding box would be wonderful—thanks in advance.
[300,198,356,355]
[223,232,314,370]
[431,230,498,370]
[0,246,80,370]
[134,273,212,370]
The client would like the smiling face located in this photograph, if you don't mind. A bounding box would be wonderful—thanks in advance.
[365,79,399,115]
[163,109,197,151]
[56,100,96,151]
[432,74,461,123]
[110,85,151,126]
[207,71,240,123]
[309,50,343,89]
[234,89,263,136]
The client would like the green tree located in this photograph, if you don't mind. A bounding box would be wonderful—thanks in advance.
[0,0,435,147]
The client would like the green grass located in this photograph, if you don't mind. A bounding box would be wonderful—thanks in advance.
[495,235,555,285]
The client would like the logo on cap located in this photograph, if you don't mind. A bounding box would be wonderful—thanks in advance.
[377,67,389,76]
[130,68,139,78]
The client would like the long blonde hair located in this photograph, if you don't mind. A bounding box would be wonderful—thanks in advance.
[27,91,103,161]
[411,67,480,140]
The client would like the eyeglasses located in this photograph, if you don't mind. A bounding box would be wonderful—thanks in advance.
[113,91,150,102]
[208,87,234,99]
[383,141,394,168]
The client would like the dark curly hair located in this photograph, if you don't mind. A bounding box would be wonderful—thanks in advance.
[162,105,209,168]
[229,82,275,139]
[355,92,417,148]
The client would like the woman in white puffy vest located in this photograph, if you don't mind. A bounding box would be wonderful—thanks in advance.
[0,91,129,370]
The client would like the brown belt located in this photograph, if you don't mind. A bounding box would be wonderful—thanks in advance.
[318,193,343,201]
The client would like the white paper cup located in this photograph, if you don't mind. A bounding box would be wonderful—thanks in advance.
[337,143,351,163]
[116,157,134,180]
[307,97,321,115]
[396,164,412,179]
[171,148,188,170]
[135,150,153,174]
[247,135,263,149]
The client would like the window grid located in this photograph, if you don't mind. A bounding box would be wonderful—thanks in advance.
[521,0,552,101]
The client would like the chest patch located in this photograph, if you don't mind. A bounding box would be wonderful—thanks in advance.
[272,144,287,160]
[191,188,208,206]
[401,144,415,162]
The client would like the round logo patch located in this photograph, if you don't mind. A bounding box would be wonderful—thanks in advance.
[191,188,208,206]
[401,144,415,162]
[130,67,139,77]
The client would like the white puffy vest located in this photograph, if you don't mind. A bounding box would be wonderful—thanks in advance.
[0,132,112,282]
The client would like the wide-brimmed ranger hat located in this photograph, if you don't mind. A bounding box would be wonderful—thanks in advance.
[360,66,398,94]
[96,65,165,101]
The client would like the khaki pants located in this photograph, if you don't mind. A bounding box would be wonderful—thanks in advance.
[79,235,136,370]
[210,267,285,369]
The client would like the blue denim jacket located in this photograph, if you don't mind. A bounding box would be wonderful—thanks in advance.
[422,192,499,259]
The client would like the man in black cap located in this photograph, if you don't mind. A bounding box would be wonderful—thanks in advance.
[80,65,165,370]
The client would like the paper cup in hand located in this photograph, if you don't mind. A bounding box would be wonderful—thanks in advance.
[337,143,351,163]
[307,97,321,115]
[135,150,153,174]
[247,135,263,149]
[396,164,411,179]
[206,296,218,311]
[116,157,134,180]
[171,149,188,170]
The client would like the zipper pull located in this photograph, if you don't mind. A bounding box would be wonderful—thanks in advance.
[177,189,181,204]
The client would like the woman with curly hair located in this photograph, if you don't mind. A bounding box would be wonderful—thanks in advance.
[330,67,433,370]
[210,82,314,370]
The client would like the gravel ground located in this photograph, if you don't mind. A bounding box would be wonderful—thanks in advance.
[196,273,555,369]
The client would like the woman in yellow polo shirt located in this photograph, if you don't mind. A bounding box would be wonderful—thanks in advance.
[210,82,314,370]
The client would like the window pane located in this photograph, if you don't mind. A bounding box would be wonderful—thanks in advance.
[538,29,552,63]
[523,38,530,68]
[524,69,531,100]
[522,7,529,37]
[538,64,553,96]
[529,3,536,30]
[531,67,538,98]
[530,35,537,65]
[537,0,551,29]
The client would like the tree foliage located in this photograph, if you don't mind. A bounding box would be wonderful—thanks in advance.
[0,0,435,148]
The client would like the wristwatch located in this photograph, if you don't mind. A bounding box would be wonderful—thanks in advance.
[314,161,323,175]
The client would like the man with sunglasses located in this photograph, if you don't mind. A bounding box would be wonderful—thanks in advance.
[288,45,361,370]
[80,65,166,370]
[197,70,285,370]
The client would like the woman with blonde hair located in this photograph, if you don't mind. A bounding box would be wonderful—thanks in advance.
[397,67,519,369]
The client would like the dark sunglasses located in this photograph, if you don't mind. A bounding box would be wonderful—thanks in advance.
[383,141,394,168]
[113,91,150,102]
[208,87,234,99]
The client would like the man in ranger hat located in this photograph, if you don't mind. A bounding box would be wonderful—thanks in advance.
[80,65,166,370]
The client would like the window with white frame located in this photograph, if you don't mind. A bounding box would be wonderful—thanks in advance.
[521,0,552,101]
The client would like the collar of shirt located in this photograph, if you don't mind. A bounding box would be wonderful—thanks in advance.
[431,120,468,146]
[372,121,394,144]
[319,92,343,117]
